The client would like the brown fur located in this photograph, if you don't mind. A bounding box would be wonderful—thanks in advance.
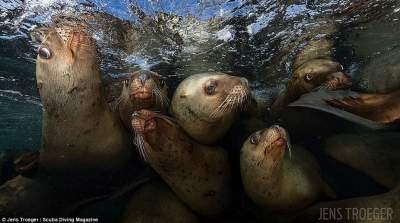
[131,110,232,217]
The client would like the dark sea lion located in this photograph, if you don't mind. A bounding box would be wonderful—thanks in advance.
[120,180,199,223]
[170,72,250,145]
[110,70,169,131]
[322,132,400,189]
[131,109,232,217]
[34,24,137,188]
[294,185,400,223]
[240,125,335,212]
[271,59,351,116]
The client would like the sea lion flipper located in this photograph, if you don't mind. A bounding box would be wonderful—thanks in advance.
[326,94,389,123]
[289,89,389,129]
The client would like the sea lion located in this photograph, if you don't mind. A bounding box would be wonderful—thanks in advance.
[322,132,400,189]
[170,72,250,145]
[271,59,352,116]
[294,185,400,223]
[240,125,335,212]
[34,24,137,189]
[120,180,199,223]
[131,109,232,217]
[326,90,400,125]
[109,70,169,131]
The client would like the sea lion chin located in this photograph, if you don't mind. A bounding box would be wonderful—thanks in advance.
[131,109,232,218]
[170,72,250,145]
[240,125,335,212]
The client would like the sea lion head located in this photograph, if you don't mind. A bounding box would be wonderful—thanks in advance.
[242,125,291,169]
[124,70,168,108]
[32,23,99,109]
[287,59,351,97]
[172,72,251,122]
[270,59,351,116]
[131,109,187,162]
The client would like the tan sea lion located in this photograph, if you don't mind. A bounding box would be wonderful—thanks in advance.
[322,132,400,189]
[110,70,169,131]
[240,125,335,212]
[120,180,199,223]
[170,72,250,145]
[34,24,137,189]
[131,109,232,217]
[294,185,400,223]
[326,90,400,125]
[271,59,352,116]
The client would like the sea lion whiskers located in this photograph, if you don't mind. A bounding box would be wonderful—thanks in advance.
[210,85,249,118]
[133,132,148,161]
[153,87,170,108]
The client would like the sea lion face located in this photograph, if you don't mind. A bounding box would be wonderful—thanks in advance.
[288,59,351,96]
[35,25,96,75]
[175,73,250,121]
[126,70,168,105]
[33,25,98,108]
[242,125,291,167]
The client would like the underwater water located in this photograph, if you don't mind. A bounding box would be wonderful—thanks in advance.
[0,0,399,149]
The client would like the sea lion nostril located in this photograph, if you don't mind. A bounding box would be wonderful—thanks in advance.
[132,112,140,118]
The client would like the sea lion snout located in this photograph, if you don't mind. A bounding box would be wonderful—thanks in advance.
[263,125,288,152]
[131,110,157,134]
[324,72,352,90]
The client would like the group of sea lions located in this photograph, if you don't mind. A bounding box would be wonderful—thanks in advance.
[0,13,399,222]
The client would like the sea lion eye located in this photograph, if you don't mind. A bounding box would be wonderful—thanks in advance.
[250,133,259,145]
[304,73,313,82]
[38,47,52,59]
[205,82,217,95]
